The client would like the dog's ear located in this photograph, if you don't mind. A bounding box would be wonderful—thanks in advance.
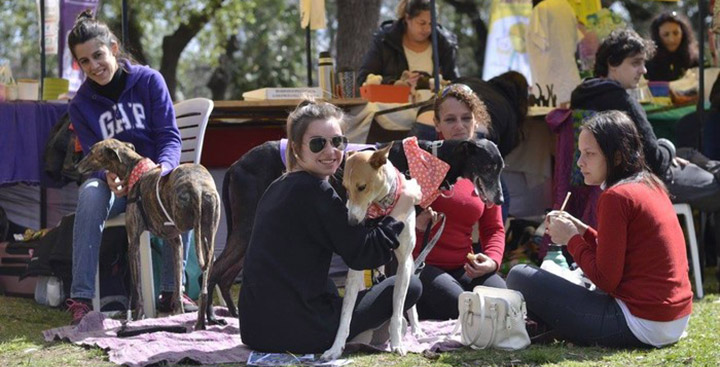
[370,143,392,169]
[124,142,136,151]
[103,146,123,164]
[458,139,477,155]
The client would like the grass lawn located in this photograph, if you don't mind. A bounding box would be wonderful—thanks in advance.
[1,270,718,367]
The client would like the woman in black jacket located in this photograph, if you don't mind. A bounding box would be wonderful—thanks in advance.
[645,12,698,82]
[357,0,459,87]
[238,100,421,354]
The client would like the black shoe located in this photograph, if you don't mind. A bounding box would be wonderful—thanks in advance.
[157,291,198,313]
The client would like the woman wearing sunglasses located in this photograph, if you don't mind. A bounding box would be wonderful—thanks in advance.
[412,84,506,321]
[238,99,422,354]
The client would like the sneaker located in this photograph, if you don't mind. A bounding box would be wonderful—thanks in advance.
[66,298,91,325]
[157,291,199,313]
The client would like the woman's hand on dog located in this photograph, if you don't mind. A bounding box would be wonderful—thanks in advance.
[464,252,497,278]
[389,179,422,220]
[106,172,128,197]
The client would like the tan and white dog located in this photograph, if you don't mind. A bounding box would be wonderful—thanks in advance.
[321,143,423,360]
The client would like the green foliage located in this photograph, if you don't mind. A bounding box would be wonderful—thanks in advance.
[0,1,54,79]
[0,0,704,98]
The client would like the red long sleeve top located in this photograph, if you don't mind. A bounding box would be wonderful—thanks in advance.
[413,178,505,270]
[567,181,693,322]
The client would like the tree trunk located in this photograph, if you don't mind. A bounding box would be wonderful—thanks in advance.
[335,0,382,72]
[159,0,225,100]
[126,10,148,66]
[443,0,487,72]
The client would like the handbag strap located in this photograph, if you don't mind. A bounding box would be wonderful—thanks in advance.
[461,293,492,349]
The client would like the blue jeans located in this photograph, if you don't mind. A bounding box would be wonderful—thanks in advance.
[70,178,190,300]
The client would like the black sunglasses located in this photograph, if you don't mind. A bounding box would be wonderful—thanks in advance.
[307,135,348,153]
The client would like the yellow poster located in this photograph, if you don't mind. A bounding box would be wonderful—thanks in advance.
[565,0,601,24]
[482,0,533,81]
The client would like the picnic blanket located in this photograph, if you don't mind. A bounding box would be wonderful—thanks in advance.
[43,307,464,367]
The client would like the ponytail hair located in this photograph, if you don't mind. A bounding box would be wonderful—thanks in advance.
[67,10,134,64]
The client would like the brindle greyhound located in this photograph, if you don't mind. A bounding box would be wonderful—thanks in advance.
[76,139,221,330]
[208,138,504,320]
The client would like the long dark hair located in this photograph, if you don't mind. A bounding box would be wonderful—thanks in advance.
[650,12,698,68]
[582,111,666,192]
[67,10,134,64]
[285,98,345,171]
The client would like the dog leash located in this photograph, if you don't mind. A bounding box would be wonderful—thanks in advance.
[155,174,177,227]
[414,212,446,275]
[428,140,443,157]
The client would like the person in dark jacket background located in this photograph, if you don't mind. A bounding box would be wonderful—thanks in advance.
[645,12,698,82]
[456,72,529,157]
[357,0,459,87]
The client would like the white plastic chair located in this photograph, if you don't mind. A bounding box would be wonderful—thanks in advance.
[94,98,214,318]
[673,203,704,299]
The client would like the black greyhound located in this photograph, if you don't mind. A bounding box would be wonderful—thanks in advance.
[206,138,504,321]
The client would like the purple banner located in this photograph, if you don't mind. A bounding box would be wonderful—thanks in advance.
[58,0,99,94]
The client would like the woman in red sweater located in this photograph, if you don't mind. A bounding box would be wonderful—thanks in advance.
[413,84,506,320]
[507,110,693,347]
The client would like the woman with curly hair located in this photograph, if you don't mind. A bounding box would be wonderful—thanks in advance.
[645,12,699,81]
[412,84,506,321]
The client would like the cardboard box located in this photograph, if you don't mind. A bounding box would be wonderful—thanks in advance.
[360,85,410,103]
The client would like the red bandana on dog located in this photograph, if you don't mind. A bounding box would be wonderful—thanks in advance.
[366,167,403,219]
[127,158,158,191]
[403,137,450,208]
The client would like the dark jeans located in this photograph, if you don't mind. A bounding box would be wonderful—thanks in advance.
[341,274,423,340]
[416,263,506,320]
[506,264,647,348]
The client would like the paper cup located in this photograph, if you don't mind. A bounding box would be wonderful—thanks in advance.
[17,79,40,100]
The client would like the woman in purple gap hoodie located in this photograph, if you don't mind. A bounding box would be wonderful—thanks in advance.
[64,10,195,325]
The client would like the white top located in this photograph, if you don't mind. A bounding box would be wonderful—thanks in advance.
[404,45,433,75]
[616,299,689,347]
[526,0,582,104]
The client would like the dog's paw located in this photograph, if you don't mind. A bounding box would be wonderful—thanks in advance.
[411,327,427,340]
[320,347,343,361]
[207,316,227,326]
[390,344,407,356]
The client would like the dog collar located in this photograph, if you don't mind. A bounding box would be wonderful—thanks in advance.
[127,158,158,192]
[366,167,403,219]
[403,137,450,208]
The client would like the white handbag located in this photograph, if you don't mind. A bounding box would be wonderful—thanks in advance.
[457,285,531,350]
